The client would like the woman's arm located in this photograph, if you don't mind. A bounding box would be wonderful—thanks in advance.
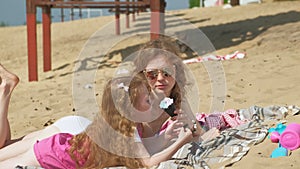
[142,119,183,155]
[180,97,206,138]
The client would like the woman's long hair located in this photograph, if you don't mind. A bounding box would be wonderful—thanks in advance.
[133,37,187,109]
[68,74,149,168]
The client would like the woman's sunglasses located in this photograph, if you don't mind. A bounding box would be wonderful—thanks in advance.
[143,67,175,81]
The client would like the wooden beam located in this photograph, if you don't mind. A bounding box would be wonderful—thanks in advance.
[35,1,150,6]
[115,0,120,35]
[42,6,52,72]
[132,0,136,22]
[39,5,149,9]
[108,9,135,14]
[26,0,38,81]
[126,0,130,28]
[61,8,64,22]
[150,0,165,40]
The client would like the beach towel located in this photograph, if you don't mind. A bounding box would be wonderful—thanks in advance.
[183,51,246,64]
[155,119,268,169]
[153,105,299,169]
[196,109,247,131]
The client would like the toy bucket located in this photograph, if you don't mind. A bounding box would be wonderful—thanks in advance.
[280,123,300,150]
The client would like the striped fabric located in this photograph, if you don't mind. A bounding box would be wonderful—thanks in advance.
[155,105,299,169]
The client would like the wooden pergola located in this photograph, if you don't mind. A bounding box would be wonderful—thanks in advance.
[26,0,165,81]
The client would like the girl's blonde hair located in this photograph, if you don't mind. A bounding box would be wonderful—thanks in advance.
[68,73,149,168]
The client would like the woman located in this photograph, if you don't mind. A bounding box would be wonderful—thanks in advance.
[133,38,204,143]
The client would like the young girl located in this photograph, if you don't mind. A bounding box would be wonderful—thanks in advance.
[0,72,195,168]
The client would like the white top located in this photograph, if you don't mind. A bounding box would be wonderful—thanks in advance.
[53,115,92,135]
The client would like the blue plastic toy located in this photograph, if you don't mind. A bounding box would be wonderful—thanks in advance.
[268,123,286,138]
[268,123,288,158]
[270,144,288,158]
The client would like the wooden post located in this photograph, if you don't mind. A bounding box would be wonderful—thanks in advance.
[61,8,64,22]
[79,8,83,19]
[132,0,136,22]
[42,6,52,72]
[132,12,136,22]
[230,0,240,6]
[71,8,74,21]
[126,0,130,28]
[26,0,38,81]
[160,0,166,34]
[137,0,141,15]
[150,0,165,40]
[115,0,120,35]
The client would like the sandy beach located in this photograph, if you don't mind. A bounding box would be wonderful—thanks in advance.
[1,0,300,168]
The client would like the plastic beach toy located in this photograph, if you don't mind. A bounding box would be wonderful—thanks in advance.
[270,123,300,150]
[268,123,286,138]
[280,123,300,150]
[270,145,288,158]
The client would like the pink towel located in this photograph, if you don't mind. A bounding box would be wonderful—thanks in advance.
[196,109,247,131]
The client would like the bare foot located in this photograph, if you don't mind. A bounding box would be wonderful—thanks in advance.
[0,64,19,96]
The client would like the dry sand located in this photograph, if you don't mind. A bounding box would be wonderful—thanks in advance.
[1,0,300,168]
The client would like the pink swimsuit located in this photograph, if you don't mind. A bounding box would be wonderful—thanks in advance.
[34,133,85,169]
[137,119,173,137]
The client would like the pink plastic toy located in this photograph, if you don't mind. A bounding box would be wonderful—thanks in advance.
[270,131,280,143]
[270,123,300,150]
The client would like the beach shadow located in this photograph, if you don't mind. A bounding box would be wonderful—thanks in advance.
[134,12,185,22]
[47,11,300,78]
[42,55,115,79]
[125,15,210,35]
[58,36,195,77]
[48,31,198,77]
[189,18,211,24]
[177,11,300,51]
[50,43,144,78]
[52,63,70,71]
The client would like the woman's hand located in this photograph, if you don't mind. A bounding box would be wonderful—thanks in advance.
[175,109,204,138]
[163,109,193,141]
[164,119,184,141]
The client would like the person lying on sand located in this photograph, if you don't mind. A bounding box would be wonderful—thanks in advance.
[0,72,199,168]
